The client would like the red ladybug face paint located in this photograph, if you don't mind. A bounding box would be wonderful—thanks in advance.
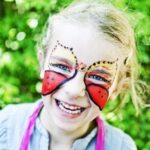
[42,41,77,95]
[85,81,108,110]
[42,40,118,110]
[84,60,118,110]
[42,71,71,95]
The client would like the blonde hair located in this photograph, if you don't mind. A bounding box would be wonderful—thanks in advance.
[37,0,148,113]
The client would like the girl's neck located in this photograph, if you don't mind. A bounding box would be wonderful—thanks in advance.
[39,106,96,147]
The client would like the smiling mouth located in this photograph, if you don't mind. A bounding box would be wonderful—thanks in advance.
[55,99,86,114]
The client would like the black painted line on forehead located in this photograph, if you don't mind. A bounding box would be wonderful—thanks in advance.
[51,41,119,72]
[57,40,73,51]
[87,58,119,70]
[57,40,78,65]
[50,40,78,66]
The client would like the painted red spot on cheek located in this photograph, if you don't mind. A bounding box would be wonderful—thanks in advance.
[42,71,67,95]
[86,84,109,110]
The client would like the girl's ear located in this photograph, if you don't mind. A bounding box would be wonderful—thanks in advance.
[38,49,45,79]
[40,70,44,79]
[108,70,120,101]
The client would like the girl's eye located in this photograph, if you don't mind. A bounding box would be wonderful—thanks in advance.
[51,64,71,72]
[88,75,109,83]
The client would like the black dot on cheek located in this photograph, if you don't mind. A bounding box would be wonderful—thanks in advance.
[51,78,55,81]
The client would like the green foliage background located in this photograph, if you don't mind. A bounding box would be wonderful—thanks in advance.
[0,0,149,149]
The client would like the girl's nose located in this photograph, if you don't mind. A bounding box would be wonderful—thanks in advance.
[61,71,86,98]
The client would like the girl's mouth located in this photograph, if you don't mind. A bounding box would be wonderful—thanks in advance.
[55,99,86,115]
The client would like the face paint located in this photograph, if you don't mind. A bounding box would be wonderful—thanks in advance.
[42,41,77,95]
[42,40,118,110]
[85,60,118,110]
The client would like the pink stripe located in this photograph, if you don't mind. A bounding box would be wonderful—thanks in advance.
[20,102,43,150]
[95,117,105,150]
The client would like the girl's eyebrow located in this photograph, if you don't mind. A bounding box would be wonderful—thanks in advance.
[92,69,112,76]
[50,56,115,75]
[50,56,75,65]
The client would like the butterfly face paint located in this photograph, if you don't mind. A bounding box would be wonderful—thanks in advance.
[42,40,118,110]
[42,41,77,95]
[84,60,118,110]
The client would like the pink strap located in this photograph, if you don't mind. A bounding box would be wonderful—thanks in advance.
[95,117,105,150]
[20,102,105,150]
[20,102,43,150]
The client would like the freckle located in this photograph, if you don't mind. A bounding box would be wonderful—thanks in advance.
[93,62,96,66]
[103,61,105,63]
[70,48,73,51]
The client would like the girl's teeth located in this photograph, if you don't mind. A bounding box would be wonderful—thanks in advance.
[57,100,84,114]
[60,102,81,110]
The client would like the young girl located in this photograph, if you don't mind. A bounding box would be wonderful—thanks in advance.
[0,1,142,150]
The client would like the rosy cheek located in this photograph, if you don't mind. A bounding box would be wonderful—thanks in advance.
[42,71,68,95]
[85,80,109,110]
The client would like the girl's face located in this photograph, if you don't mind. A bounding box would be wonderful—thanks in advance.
[41,21,123,132]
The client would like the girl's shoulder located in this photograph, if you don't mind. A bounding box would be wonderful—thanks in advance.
[104,122,137,150]
[0,100,41,149]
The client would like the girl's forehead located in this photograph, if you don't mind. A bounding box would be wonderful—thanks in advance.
[48,21,123,66]
[48,39,121,67]
[47,40,119,74]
